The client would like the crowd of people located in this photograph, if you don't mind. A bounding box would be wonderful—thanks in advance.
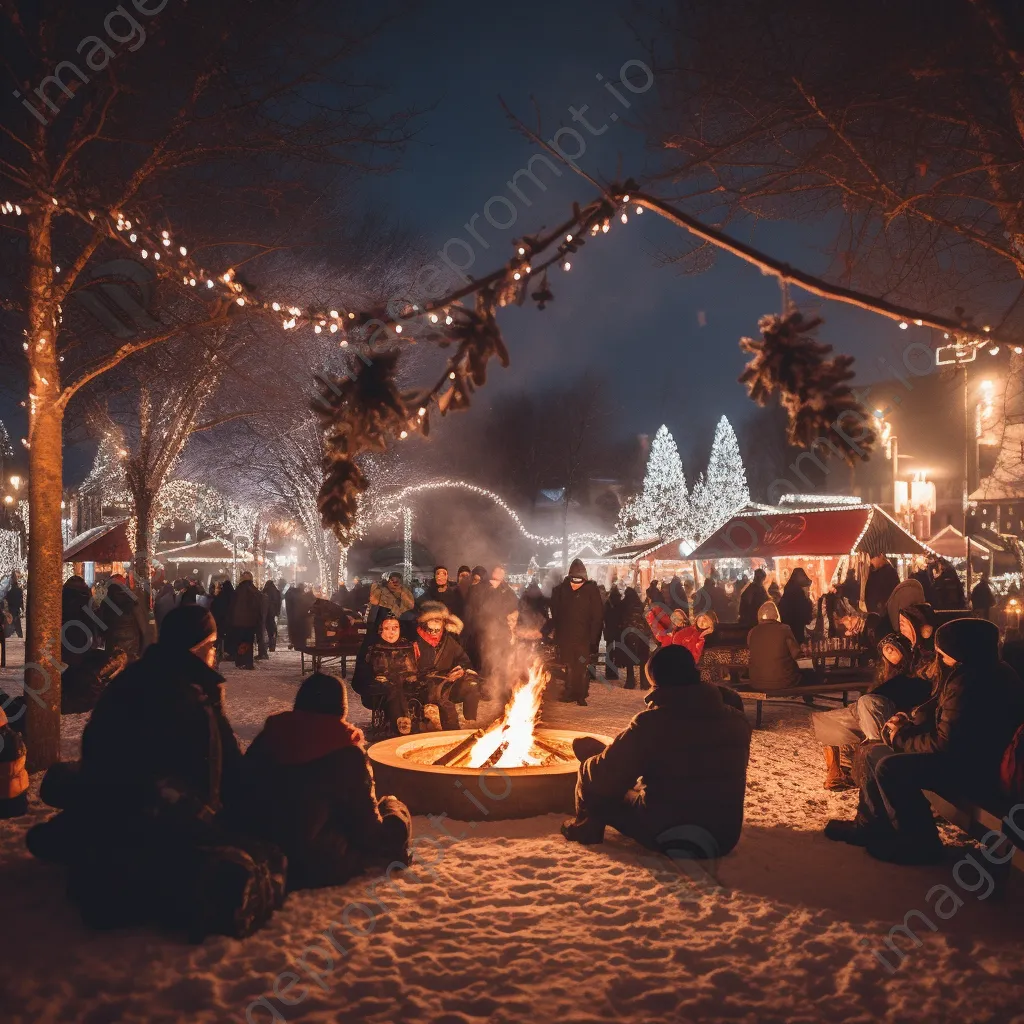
[4,547,1024,939]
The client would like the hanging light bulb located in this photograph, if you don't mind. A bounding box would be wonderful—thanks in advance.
[314,324,322,333]
[566,233,573,242]
[622,194,630,203]
[429,313,438,323]
[272,302,280,311]
[989,345,999,355]
[636,206,643,215]
[207,280,214,289]
[394,324,402,333]
[129,233,137,242]
[445,315,453,326]
[563,260,571,271]
[141,249,148,258]
[621,213,628,223]
[399,430,408,439]
[513,272,521,280]
[330,323,338,333]
[517,246,526,255]
[449,371,456,379]
[898,321,908,330]
[179,246,187,256]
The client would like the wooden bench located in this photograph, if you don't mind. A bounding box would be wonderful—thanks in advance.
[924,789,1024,888]
[733,675,873,727]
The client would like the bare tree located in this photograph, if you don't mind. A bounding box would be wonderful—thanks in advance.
[0,0,412,769]
[643,0,1024,323]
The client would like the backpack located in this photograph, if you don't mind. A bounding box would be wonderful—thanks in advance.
[1000,723,1024,802]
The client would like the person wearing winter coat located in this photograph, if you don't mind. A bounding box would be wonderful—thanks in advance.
[153,581,177,630]
[562,644,752,856]
[746,601,805,691]
[929,558,965,609]
[28,605,244,862]
[664,575,690,617]
[812,630,934,790]
[549,558,605,706]
[4,571,23,638]
[210,579,234,659]
[603,587,623,680]
[366,616,419,734]
[519,578,550,634]
[96,574,151,663]
[61,574,126,716]
[369,573,415,622]
[61,575,94,668]
[970,572,996,620]
[864,553,900,617]
[227,572,263,669]
[329,583,349,608]
[778,567,814,643]
[0,702,29,818]
[239,672,411,890]
[825,617,1024,864]
[413,602,480,729]
[262,579,282,652]
[470,566,519,688]
[885,577,925,633]
[612,587,653,690]
[737,568,770,629]
[418,566,465,620]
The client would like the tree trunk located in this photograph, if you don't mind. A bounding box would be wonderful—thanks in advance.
[24,208,64,772]
[132,492,153,611]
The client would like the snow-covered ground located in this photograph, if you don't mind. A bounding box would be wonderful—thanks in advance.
[2,638,1023,1023]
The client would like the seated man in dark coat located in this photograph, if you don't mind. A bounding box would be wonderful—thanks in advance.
[825,617,1024,864]
[239,673,411,890]
[562,645,752,858]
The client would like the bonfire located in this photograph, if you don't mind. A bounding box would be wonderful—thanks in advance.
[465,662,550,768]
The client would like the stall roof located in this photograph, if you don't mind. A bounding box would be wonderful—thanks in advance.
[63,519,132,563]
[683,505,935,561]
[157,538,254,564]
[927,525,991,560]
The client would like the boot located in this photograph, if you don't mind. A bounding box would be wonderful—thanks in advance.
[561,815,605,845]
[824,746,852,790]
[396,717,412,736]
[422,705,442,732]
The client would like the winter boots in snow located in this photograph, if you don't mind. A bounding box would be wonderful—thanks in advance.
[422,704,442,731]
[823,746,853,790]
[561,815,605,845]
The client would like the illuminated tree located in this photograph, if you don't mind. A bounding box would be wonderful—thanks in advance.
[615,425,689,544]
[688,416,750,542]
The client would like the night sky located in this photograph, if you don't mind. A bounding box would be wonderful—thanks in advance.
[364,0,915,445]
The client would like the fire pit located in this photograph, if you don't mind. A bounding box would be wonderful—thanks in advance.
[367,663,612,820]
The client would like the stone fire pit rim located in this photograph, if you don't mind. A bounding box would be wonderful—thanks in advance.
[367,728,615,775]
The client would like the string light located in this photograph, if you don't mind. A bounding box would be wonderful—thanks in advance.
[377,480,615,550]
[563,261,571,271]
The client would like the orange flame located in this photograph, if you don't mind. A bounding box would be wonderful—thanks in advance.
[466,661,549,768]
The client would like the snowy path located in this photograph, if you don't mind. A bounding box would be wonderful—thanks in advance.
[2,642,1023,1023]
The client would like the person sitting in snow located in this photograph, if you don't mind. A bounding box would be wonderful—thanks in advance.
[562,644,752,858]
[367,615,420,735]
[238,672,412,889]
[414,601,480,730]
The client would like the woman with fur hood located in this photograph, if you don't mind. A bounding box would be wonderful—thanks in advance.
[413,601,480,730]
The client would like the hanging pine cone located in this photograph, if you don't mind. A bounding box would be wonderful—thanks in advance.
[739,311,875,463]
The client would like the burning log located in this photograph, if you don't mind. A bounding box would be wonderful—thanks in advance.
[482,739,510,769]
[431,728,485,767]
[532,736,573,764]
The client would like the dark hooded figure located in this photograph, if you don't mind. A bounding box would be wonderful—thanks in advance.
[778,567,814,643]
[28,606,244,867]
[549,558,605,706]
[153,581,177,630]
[239,673,411,890]
[561,645,752,856]
[61,575,126,716]
[614,586,653,690]
[210,579,234,659]
[262,579,282,652]
[61,575,94,670]
[229,572,263,669]
[737,568,770,629]
[419,565,465,619]
[4,571,23,638]
[930,558,965,610]
[970,572,996,620]
[603,587,623,680]
[864,554,900,616]
[96,574,151,663]
[825,617,1024,864]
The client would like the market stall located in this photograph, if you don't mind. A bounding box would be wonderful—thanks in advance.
[683,504,937,602]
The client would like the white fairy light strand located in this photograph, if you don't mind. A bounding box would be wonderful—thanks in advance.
[375,480,614,550]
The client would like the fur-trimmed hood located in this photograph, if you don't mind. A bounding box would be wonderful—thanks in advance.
[416,601,464,635]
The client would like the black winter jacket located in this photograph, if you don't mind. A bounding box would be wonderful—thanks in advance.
[230,580,264,630]
[549,578,604,653]
[96,581,150,661]
[579,684,752,854]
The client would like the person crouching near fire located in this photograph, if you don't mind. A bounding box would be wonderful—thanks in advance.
[367,615,420,735]
[415,601,480,730]
[240,673,412,889]
[561,645,752,858]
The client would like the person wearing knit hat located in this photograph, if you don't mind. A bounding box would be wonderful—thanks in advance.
[26,598,245,882]
[239,672,412,889]
[811,628,929,791]
[549,559,604,705]
[825,615,1024,863]
[746,600,805,693]
[562,644,751,854]
[0,704,29,818]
